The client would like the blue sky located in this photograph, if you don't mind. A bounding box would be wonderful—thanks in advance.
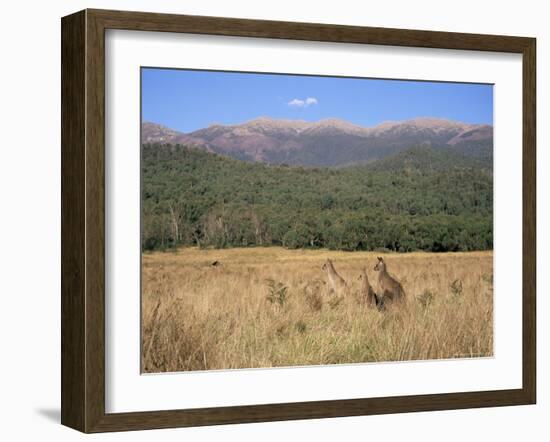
[141,68,493,133]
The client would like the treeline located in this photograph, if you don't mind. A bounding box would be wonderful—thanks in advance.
[142,144,493,252]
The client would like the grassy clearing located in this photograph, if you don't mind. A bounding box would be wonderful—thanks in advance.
[141,247,493,373]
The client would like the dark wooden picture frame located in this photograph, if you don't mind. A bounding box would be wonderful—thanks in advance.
[61,8,536,433]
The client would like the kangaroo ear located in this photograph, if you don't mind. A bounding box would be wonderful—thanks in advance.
[377,257,383,262]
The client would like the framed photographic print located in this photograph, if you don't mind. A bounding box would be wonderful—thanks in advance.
[61,9,536,433]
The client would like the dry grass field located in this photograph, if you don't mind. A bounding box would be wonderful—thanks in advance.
[142,247,493,373]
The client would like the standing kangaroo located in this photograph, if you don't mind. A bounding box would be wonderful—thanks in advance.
[373,257,406,304]
[322,258,347,295]
[358,267,379,309]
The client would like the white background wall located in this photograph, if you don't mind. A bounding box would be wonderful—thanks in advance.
[0,0,547,440]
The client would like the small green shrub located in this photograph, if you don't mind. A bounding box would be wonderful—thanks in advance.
[295,320,307,334]
[265,279,289,307]
[417,290,435,308]
[450,279,463,297]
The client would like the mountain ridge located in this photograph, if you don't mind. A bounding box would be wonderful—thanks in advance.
[142,116,493,167]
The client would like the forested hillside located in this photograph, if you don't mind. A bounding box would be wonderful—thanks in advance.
[142,144,493,252]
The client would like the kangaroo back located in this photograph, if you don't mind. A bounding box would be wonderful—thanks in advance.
[323,259,347,295]
[329,261,347,286]
[375,258,406,303]
[359,268,377,308]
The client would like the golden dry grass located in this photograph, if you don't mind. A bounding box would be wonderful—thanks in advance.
[142,247,493,373]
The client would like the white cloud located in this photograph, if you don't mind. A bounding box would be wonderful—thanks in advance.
[288,98,305,107]
[288,97,318,108]
[305,97,318,106]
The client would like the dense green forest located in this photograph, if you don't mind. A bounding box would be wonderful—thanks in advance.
[142,144,493,252]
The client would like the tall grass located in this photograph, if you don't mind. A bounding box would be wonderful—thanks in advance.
[141,247,493,373]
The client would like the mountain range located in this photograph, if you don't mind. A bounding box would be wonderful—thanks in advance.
[142,117,493,168]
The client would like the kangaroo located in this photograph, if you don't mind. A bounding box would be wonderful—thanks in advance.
[321,258,347,296]
[373,257,406,304]
[358,267,378,308]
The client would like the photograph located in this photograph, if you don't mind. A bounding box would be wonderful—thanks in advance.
[140,68,494,374]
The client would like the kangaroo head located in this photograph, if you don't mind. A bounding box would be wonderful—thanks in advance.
[322,258,332,271]
[374,257,386,272]
[358,266,368,281]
